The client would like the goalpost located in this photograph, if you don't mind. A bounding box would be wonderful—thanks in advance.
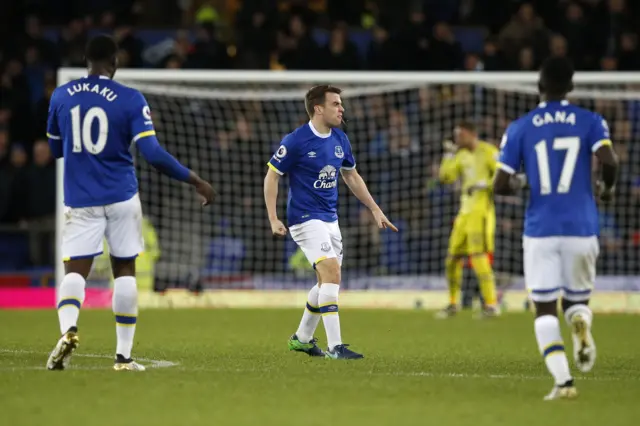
[55,69,640,310]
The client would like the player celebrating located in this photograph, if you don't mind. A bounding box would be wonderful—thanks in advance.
[264,85,397,359]
[46,35,215,371]
[437,122,499,318]
[494,57,618,400]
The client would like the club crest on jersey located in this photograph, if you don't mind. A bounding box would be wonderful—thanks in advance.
[314,165,337,189]
[335,146,344,159]
[321,242,331,252]
[275,145,287,159]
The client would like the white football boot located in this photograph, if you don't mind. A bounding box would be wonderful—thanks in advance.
[114,355,146,371]
[544,381,578,401]
[571,313,596,373]
[46,328,79,370]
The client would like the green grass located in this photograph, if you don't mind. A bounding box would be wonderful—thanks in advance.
[1,309,638,426]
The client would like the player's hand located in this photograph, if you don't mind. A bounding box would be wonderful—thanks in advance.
[596,181,615,204]
[195,180,216,206]
[371,209,398,232]
[270,219,287,236]
[443,140,457,154]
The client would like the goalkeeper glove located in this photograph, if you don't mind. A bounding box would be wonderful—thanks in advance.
[443,140,457,158]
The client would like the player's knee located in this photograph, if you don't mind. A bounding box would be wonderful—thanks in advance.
[534,300,558,318]
[111,256,136,278]
[316,258,341,284]
[64,258,94,279]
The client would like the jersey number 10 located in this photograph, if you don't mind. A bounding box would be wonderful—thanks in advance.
[534,137,580,195]
[71,105,109,155]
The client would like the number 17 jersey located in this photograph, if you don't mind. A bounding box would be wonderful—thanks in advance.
[498,100,612,238]
[47,75,155,208]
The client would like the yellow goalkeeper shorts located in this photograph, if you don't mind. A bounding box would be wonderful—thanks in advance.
[447,211,495,257]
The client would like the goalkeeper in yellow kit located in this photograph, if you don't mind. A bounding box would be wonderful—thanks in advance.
[437,121,499,318]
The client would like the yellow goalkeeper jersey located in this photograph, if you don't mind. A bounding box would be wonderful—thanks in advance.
[439,140,498,215]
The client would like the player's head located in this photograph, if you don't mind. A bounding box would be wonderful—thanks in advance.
[538,57,574,100]
[453,121,478,149]
[304,85,344,128]
[85,34,119,78]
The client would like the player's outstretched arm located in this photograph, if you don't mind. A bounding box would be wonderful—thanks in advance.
[341,168,398,232]
[264,168,287,236]
[594,144,619,203]
[137,137,216,205]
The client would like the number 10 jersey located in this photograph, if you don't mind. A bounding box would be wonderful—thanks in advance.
[47,75,156,208]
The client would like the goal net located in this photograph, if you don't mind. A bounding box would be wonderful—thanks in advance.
[55,70,640,305]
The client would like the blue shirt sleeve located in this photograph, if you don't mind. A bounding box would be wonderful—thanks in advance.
[341,133,356,170]
[46,89,62,158]
[128,90,156,144]
[128,90,190,182]
[586,113,612,152]
[498,121,523,175]
[268,133,298,175]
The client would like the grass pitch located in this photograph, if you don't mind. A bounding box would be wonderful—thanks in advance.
[1,308,638,426]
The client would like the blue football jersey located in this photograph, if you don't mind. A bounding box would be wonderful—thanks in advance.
[268,122,356,226]
[47,75,156,208]
[498,100,612,237]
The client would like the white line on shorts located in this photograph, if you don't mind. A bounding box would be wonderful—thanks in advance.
[0,348,179,371]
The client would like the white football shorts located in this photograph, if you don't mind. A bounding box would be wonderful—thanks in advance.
[62,193,144,261]
[523,236,599,303]
[289,219,343,268]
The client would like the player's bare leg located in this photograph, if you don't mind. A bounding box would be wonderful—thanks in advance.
[436,255,463,318]
[289,269,324,356]
[111,257,145,371]
[315,258,363,360]
[534,301,576,400]
[562,298,596,373]
[47,258,93,370]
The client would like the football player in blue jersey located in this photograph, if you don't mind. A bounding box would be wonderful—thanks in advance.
[264,85,397,359]
[494,57,618,400]
[46,35,215,371]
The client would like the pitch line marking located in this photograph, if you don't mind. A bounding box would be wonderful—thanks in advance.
[0,348,179,371]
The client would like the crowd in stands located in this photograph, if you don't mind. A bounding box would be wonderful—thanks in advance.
[0,0,639,275]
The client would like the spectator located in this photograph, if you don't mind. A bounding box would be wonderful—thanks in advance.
[7,143,29,223]
[430,22,464,70]
[517,46,536,71]
[319,26,361,70]
[560,2,589,69]
[183,23,231,69]
[481,37,507,70]
[276,14,320,70]
[59,18,87,67]
[367,26,396,70]
[235,8,275,69]
[498,2,548,63]
[617,32,640,70]
[395,8,431,70]
[548,34,568,59]
[26,140,56,266]
[114,21,144,68]
[20,15,60,69]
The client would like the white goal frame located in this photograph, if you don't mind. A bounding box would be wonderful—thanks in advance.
[55,68,640,293]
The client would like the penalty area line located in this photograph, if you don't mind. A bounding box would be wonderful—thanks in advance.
[0,348,179,371]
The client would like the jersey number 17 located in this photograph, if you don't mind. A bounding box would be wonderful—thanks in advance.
[534,137,580,195]
[70,105,109,155]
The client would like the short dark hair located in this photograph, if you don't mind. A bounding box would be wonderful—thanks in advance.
[539,57,574,97]
[85,34,118,64]
[304,85,342,118]
[456,121,477,133]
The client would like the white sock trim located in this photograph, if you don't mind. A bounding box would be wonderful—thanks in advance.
[564,303,592,327]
